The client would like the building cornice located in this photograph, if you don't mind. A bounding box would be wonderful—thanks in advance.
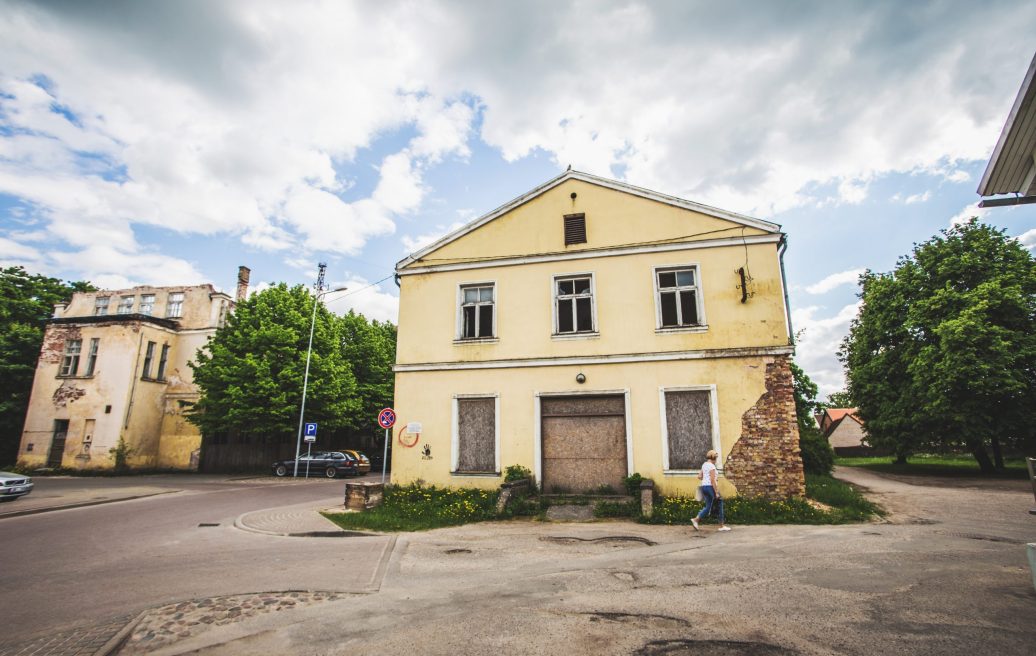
[48,314,181,330]
[397,233,782,276]
[394,344,794,372]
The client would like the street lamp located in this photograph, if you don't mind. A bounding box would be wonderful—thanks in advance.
[293,285,348,477]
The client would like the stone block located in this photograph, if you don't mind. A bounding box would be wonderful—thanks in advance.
[344,482,384,511]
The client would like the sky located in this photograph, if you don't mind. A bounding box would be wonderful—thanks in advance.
[2,0,1035,399]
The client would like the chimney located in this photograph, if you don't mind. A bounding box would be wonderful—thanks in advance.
[236,266,250,302]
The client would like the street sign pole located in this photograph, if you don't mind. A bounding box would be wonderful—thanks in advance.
[305,442,312,478]
[377,408,396,484]
[382,427,389,484]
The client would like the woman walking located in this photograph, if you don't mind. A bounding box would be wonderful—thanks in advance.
[692,449,730,532]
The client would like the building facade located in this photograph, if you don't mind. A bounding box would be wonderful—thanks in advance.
[391,171,804,499]
[17,270,245,471]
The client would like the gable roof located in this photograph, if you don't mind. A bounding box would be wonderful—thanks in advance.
[396,169,782,271]
[820,409,865,438]
[978,51,1036,200]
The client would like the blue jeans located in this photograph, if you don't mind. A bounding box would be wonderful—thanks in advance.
[697,486,725,524]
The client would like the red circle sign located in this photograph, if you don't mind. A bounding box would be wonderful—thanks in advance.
[378,408,396,429]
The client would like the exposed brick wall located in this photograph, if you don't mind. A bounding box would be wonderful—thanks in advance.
[724,355,805,499]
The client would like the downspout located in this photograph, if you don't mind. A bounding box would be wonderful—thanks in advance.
[778,234,794,347]
[123,329,145,431]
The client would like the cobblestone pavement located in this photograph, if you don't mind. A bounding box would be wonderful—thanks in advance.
[119,591,350,655]
[0,614,133,656]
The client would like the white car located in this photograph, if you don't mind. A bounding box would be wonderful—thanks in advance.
[0,471,33,501]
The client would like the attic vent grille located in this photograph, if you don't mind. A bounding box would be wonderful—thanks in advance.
[564,213,587,246]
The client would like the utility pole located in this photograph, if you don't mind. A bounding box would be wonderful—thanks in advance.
[293,263,327,477]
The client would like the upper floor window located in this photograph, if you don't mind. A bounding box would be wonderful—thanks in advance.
[166,292,184,318]
[142,341,156,379]
[117,295,135,314]
[60,339,82,377]
[554,274,595,334]
[655,266,703,329]
[94,297,110,316]
[156,344,170,381]
[459,284,495,339]
[139,294,155,315]
[84,338,100,376]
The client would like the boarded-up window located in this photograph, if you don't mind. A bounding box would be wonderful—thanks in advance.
[564,213,586,245]
[664,390,713,470]
[456,397,496,473]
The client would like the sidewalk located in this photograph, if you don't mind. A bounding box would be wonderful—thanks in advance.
[0,484,180,519]
[234,496,371,536]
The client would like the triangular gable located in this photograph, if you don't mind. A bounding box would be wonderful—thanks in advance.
[397,169,781,271]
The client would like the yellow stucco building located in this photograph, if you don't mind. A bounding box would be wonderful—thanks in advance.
[392,171,804,499]
[17,269,247,471]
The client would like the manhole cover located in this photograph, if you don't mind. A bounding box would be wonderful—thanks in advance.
[948,532,1025,545]
[541,535,657,546]
[636,639,797,655]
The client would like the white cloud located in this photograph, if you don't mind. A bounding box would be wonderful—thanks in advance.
[805,268,865,295]
[948,201,988,228]
[792,302,862,397]
[904,190,931,204]
[324,276,399,323]
[401,221,467,255]
[2,0,1035,285]
[1016,228,1036,250]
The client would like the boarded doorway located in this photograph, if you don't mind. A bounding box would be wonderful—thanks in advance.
[541,395,627,494]
[49,419,69,468]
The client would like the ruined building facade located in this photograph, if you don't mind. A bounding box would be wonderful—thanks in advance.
[17,268,249,471]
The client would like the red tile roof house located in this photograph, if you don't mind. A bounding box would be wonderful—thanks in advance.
[817,408,874,456]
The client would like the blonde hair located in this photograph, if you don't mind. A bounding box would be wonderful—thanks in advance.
[706,449,719,460]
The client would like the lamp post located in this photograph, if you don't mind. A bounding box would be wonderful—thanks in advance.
[293,266,347,477]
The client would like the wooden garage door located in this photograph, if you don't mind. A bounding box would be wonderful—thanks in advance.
[541,395,627,494]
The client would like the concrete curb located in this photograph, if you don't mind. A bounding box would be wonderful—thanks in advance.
[0,490,181,520]
[232,508,381,538]
[93,609,148,656]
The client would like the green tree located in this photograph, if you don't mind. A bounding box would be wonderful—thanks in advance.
[790,361,834,475]
[0,267,94,465]
[840,219,1036,472]
[339,311,396,436]
[825,390,854,408]
[188,284,360,438]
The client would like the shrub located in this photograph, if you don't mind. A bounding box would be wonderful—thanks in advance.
[325,482,499,531]
[622,473,644,496]
[800,426,835,475]
[593,499,641,518]
[504,464,532,482]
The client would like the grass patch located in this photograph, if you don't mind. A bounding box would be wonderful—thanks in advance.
[323,474,885,533]
[836,454,1028,479]
[642,474,883,526]
[323,483,501,532]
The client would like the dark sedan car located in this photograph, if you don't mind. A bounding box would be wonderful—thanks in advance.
[271,452,360,478]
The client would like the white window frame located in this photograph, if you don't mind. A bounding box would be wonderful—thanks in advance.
[533,388,633,490]
[94,297,110,316]
[451,393,501,476]
[59,339,82,377]
[84,338,99,376]
[658,384,721,475]
[117,295,135,315]
[166,292,184,318]
[139,294,156,316]
[653,264,707,333]
[551,272,598,339]
[455,281,498,343]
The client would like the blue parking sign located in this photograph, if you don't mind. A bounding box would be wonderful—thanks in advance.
[304,422,318,442]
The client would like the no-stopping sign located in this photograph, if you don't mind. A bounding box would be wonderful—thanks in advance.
[378,408,396,429]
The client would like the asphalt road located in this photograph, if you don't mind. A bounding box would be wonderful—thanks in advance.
[0,473,391,644]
